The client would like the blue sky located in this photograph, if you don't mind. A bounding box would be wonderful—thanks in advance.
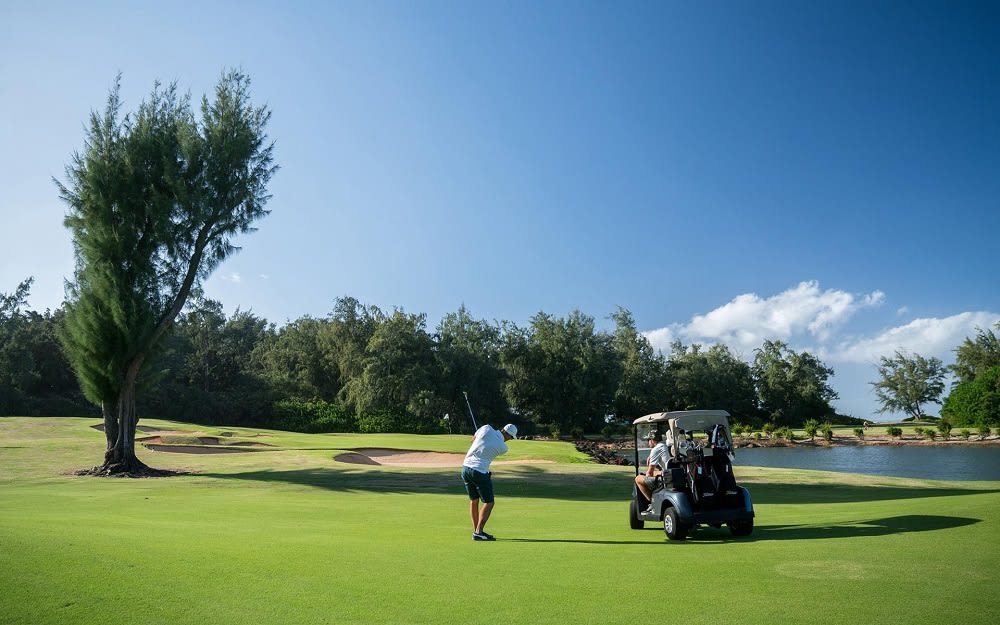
[2,1,998,420]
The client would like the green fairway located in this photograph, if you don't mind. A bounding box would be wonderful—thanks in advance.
[2,417,998,625]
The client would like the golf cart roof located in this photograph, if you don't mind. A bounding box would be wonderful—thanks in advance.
[632,410,731,431]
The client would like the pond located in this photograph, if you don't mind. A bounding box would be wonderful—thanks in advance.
[731,445,1000,481]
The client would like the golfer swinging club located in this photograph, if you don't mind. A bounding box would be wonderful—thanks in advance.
[462,422,517,541]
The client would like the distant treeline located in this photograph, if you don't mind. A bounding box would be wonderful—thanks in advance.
[3,284,996,434]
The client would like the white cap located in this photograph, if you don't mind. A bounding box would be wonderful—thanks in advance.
[502,424,518,439]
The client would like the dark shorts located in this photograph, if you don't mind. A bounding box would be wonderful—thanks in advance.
[462,466,494,503]
[642,474,662,491]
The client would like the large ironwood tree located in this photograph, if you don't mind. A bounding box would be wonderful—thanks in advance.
[57,71,276,475]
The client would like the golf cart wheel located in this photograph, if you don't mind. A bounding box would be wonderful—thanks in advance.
[663,508,688,541]
[728,519,754,537]
[629,499,645,530]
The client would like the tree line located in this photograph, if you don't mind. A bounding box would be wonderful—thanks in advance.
[2,279,842,435]
[4,282,999,436]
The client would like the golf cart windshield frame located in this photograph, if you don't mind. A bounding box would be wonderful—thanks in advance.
[631,410,732,471]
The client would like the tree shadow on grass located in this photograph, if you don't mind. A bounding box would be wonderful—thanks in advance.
[746,482,999,505]
[466,514,980,545]
[681,514,981,543]
[198,465,999,504]
[199,466,628,501]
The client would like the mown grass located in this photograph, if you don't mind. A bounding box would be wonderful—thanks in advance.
[1,417,998,625]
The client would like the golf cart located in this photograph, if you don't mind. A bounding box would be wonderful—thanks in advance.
[629,410,754,540]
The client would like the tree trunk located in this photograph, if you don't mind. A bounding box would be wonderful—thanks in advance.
[101,400,117,451]
[87,359,156,476]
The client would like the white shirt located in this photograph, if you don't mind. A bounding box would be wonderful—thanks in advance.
[648,441,670,471]
[463,425,509,472]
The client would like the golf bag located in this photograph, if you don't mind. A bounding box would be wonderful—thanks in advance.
[705,424,739,502]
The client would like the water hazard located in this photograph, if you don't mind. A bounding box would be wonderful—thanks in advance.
[731,445,1000,481]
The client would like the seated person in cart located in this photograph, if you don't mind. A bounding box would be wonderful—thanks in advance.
[634,430,672,507]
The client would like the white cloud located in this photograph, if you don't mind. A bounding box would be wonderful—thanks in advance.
[639,281,997,421]
[644,326,675,350]
[221,272,242,283]
[825,312,1000,364]
[646,281,885,352]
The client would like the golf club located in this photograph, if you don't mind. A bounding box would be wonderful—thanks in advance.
[462,391,478,431]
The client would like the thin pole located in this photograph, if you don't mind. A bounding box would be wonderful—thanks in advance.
[462,391,478,431]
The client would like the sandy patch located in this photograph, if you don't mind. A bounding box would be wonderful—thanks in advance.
[92,424,169,434]
[335,448,554,468]
[333,452,382,465]
[136,435,271,447]
[142,444,263,454]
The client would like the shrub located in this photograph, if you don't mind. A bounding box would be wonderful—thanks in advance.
[820,422,834,442]
[978,424,992,438]
[762,423,774,438]
[925,429,937,440]
[570,426,585,439]
[356,410,442,434]
[549,424,562,439]
[272,399,356,433]
[853,427,865,439]
[356,410,405,433]
[937,420,953,437]
[803,419,820,440]
[914,427,925,436]
[732,423,746,436]
[886,426,903,438]
[753,431,762,441]
[960,429,971,440]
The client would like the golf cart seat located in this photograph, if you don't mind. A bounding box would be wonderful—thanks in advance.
[666,466,686,489]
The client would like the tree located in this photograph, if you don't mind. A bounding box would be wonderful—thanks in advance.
[345,309,443,433]
[950,323,1000,385]
[0,278,36,413]
[666,341,757,421]
[752,340,837,426]
[142,299,274,424]
[435,305,507,433]
[941,365,1000,427]
[58,71,276,475]
[253,316,335,400]
[608,307,667,422]
[318,297,386,410]
[870,350,946,421]
[501,310,619,435]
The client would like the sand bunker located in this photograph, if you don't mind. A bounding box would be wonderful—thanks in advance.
[143,444,262,454]
[92,424,169,434]
[335,448,554,468]
[91,422,273,454]
[137,435,271,447]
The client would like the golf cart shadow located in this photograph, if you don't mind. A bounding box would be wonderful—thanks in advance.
[683,514,980,542]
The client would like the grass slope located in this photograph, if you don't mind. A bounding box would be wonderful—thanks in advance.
[1,417,998,625]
